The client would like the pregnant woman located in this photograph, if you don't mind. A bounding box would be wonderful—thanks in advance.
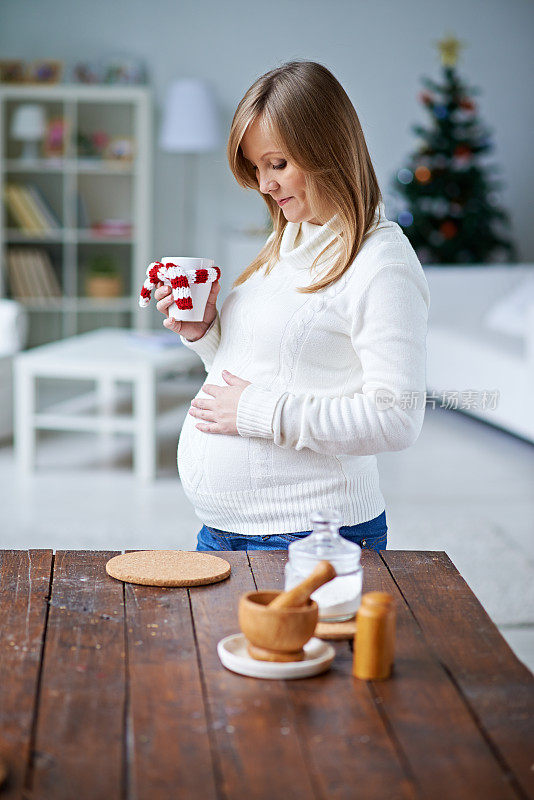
[155,60,430,552]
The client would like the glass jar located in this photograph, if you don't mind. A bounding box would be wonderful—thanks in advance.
[284,509,363,622]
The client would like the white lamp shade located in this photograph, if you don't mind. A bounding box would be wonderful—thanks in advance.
[11,104,46,140]
[159,78,220,153]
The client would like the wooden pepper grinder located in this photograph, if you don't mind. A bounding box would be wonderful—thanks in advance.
[352,592,395,680]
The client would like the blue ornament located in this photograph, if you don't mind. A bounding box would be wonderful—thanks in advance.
[397,168,413,185]
[398,211,414,227]
[434,105,448,119]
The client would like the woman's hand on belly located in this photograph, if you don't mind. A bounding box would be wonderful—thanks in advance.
[189,370,251,435]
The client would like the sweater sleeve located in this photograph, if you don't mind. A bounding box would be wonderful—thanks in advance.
[236,263,430,456]
[178,310,221,373]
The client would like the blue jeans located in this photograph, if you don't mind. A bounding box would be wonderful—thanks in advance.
[196,510,387,552]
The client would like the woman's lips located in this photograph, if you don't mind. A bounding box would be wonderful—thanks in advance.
[277,197,292,206]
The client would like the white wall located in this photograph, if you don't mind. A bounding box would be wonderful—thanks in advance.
[2,0,533,284]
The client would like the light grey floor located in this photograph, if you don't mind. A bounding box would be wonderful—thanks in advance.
[1,377,533,673]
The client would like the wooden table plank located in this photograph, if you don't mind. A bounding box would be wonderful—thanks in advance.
[0,550,53,799]
[382,550,534,800]
[188,550,320,800]
[247,550,416,800]
[123,577,217,799]
[29,551,125,800]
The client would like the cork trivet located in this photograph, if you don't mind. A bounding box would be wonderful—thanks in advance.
[105,550,231,587]
[314,619,356,640]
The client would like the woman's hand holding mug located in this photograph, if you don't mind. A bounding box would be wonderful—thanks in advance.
[155,278,220,341]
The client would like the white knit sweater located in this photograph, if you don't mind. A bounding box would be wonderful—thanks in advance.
[177,202,430,535]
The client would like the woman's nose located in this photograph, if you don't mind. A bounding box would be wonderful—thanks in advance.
[258,173,278,194]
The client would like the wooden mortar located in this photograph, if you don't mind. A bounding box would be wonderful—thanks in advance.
[238,561,336,662]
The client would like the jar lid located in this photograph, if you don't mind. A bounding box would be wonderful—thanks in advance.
[288,534,361,574]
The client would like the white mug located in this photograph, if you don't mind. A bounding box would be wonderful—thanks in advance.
[161,256,216,322]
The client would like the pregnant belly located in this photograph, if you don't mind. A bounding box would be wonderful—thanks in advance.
[177,409,255,494]
[178,407,354,499]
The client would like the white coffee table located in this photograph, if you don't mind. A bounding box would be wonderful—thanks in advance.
[13,327,201,480]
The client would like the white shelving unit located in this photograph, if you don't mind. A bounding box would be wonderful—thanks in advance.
[0,84,153,347]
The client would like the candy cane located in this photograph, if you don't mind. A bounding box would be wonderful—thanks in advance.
[139,261,221,311]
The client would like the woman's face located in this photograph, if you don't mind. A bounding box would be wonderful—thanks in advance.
[240,118,322,225]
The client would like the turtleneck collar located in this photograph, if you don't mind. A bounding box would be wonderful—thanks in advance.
[278,202,387,271]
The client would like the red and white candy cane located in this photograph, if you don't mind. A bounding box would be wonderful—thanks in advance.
[139,261,221,311]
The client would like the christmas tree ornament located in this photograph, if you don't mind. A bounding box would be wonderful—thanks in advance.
[397,168,413,185]
[440,220,458,239]
[436,34,465,68]
[459,97,476,112]
[454,144,471,159]
[419,91,434,106]
[415,166,431,183]
[397,211,414,227]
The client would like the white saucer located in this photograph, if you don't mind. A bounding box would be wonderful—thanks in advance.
[217,633,335,680]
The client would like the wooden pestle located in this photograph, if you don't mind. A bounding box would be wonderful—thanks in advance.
[268,561,336,610]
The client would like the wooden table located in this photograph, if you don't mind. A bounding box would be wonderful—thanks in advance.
[1,549,533,800]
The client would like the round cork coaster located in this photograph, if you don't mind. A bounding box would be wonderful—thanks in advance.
[105,550,231,587]
[314,619,356,640]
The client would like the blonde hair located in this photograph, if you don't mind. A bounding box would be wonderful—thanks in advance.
[227,60,382,294]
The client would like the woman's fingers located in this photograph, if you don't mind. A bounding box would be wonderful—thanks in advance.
[156,294,174,315]
[206,280,220,306]
[154,284,171,301]
[163,317,182,332]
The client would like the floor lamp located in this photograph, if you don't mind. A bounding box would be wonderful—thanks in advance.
[159,78,220,256]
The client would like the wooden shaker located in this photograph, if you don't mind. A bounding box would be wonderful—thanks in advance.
[352,592,395,680]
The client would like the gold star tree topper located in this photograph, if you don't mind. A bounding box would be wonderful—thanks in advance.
[436,35,466,67]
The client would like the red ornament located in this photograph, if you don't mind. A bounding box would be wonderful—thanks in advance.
[459,98,476,112]
[440,220,458,239]
[454,144,471,159]
[415,165,432,183]
[419,91,433,106]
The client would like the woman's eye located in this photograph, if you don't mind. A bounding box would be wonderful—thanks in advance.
[252,161,286,171]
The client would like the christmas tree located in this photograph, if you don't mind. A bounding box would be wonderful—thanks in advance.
[393,35,516,265]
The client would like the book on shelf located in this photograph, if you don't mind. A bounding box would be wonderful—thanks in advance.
[4,184,40,233]
[7,247,62,303]
[16,185,47,231]
[4,183,60,233]
[7,249,32,298]
[26,184,61,229]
